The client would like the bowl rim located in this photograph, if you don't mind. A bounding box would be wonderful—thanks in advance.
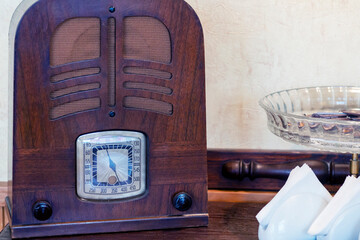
[259,85,360,125]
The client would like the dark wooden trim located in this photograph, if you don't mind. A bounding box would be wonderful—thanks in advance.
[208,149,351,193]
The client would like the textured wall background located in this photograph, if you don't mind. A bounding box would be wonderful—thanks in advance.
[1,0,360,181]
[1,0,22,181]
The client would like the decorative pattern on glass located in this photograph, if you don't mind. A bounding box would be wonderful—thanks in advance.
[77,131,146,200]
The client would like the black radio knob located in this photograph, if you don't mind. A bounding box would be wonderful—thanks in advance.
[172,192,192,211]
[33,201,52,221]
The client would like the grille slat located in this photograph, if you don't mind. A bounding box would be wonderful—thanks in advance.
[123,82,172,95]
[51,68,100,83]
[51,83,101,99]
[123,67,172,80]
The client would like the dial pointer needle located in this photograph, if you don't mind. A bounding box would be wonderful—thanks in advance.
[106,149,121,182]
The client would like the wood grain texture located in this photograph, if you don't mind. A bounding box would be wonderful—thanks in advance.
[208,190,276,203]
[0,183,6,207]
[0,201,264,240]
[208,149,351,193]
[9,0,207,237]
[1,187,269,234]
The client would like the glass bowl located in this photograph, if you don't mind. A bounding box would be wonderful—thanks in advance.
[259,86,360,153]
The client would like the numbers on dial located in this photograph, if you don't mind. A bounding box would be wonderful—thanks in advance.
[77,131,146,200]
[83,139,142,196]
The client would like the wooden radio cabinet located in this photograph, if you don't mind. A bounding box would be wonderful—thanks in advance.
[7,0,208,238]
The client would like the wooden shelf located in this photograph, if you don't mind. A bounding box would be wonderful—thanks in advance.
[208,190,275,203]
[0,183,268,238]
[0,200,265,239]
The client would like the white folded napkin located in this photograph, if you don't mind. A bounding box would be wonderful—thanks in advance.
[256,164,332,240]
[256,164,332,228]
[308,175,360,237]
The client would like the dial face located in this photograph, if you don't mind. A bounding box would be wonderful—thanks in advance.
[76,131,146,200]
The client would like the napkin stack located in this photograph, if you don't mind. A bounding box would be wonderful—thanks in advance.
[308,175,360,240]
[257,164,332,240]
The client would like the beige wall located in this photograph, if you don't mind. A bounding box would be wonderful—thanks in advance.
[1,0,360,181]
[1,0,23,182]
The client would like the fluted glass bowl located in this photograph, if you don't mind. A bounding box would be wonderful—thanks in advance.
[259,86,360,153]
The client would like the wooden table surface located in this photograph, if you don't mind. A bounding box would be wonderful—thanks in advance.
[0,201,265,240]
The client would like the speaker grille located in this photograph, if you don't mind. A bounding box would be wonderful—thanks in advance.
[49,16,174,119]
[50,18,101,66]
[49,18,102,119]
[123,17,171,63]
[122,17,173,115]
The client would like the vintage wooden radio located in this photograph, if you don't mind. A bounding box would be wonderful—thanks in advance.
[6,0,208,238]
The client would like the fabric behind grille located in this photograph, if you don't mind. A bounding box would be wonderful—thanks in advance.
[123,17,171,63]
[50,98,101,119]
[108,17,116,106]
[51,68,100,83]
[123,96,173,115]
[50,18,101,66]
[123,67,172,80]
[123,82,172,95]
[51,83,101,99]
